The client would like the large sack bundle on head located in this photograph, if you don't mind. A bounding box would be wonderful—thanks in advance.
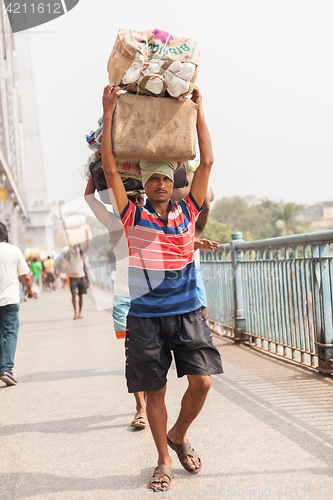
[112,94,197,162]
[24,247,40,260]
[107,29,200,99]
[55,221,92,249]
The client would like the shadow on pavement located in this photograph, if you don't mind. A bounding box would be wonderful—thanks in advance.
[212,375,333,472]
[16,369,125,383]
[0,471,150,498]
[1,465,332,499]
[0,414,132,436]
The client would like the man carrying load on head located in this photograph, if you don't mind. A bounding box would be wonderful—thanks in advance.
[101,83,223,492]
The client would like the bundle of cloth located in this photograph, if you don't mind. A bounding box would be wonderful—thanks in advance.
[107,28,200,99]
[122,53,196,98]
[86,117,103,150]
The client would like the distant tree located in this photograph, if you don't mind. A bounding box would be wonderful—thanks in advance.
[273,202,310,236]
[202,218,232,244]
[210,196,266,240]
[210,197,249,233]
[210,197,310,241]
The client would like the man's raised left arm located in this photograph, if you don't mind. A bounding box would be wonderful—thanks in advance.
[189,87,214,208]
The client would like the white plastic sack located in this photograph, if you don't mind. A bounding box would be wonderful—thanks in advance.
[55,224,92,248]
[108,29,200,99]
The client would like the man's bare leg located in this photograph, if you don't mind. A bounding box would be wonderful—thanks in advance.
[78,295,83,318]
[167,374,211,470]
[146,385,172,489]
[133,391,147,420]
[72,295,78,319]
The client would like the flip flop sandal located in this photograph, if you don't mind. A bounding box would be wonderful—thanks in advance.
[149,465,172,491]
[167,437,202,474]
[131,416,147,428]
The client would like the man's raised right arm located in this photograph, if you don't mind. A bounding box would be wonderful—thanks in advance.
[84,175,124,246]
[101,84,128,216]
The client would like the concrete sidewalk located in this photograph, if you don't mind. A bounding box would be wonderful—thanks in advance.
[0,286,332,499]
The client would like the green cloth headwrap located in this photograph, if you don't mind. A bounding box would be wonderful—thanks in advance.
[140,161,178,188]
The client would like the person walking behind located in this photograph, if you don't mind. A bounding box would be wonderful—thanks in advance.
[54,255,68,288]
[43,255,56,291]
[0,222,34,386]
[28,258,43,297]
[65,240,90,319]
[85,175,147,429]
[101,84,223,491]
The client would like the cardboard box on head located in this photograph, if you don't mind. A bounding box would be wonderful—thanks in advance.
[112,94,197,162]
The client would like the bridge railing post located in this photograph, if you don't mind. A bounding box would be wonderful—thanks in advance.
[231,232,246,342]
[313,243,333,374]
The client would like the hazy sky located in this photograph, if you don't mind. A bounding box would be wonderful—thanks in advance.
[19,0,333,207]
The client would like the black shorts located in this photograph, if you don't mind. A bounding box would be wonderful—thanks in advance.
[125,309,223,393]
[69,277,87,296]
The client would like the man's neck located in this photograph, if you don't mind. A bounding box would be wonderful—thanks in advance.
[148,199,171,219]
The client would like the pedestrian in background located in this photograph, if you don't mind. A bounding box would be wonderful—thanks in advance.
[0,222,33,386]
[43,255,56,291]
[54,255,68,288]
[85,175,147,429]
[64,240,90,319]
[28,257,43,297]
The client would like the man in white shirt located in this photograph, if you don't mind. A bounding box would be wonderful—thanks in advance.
[0,222,33,386]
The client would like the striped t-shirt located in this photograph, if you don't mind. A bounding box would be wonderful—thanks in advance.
[120,192,202,317]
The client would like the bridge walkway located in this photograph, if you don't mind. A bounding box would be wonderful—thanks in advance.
[0,287,332,499]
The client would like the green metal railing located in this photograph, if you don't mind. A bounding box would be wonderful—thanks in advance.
[201,231,333,375]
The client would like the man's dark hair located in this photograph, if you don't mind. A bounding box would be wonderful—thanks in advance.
[0,222,8,242]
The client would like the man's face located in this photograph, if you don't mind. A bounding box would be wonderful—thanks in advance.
[144,174,173,204]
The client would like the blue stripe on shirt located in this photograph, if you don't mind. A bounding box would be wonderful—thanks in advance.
[128,261,201,317]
